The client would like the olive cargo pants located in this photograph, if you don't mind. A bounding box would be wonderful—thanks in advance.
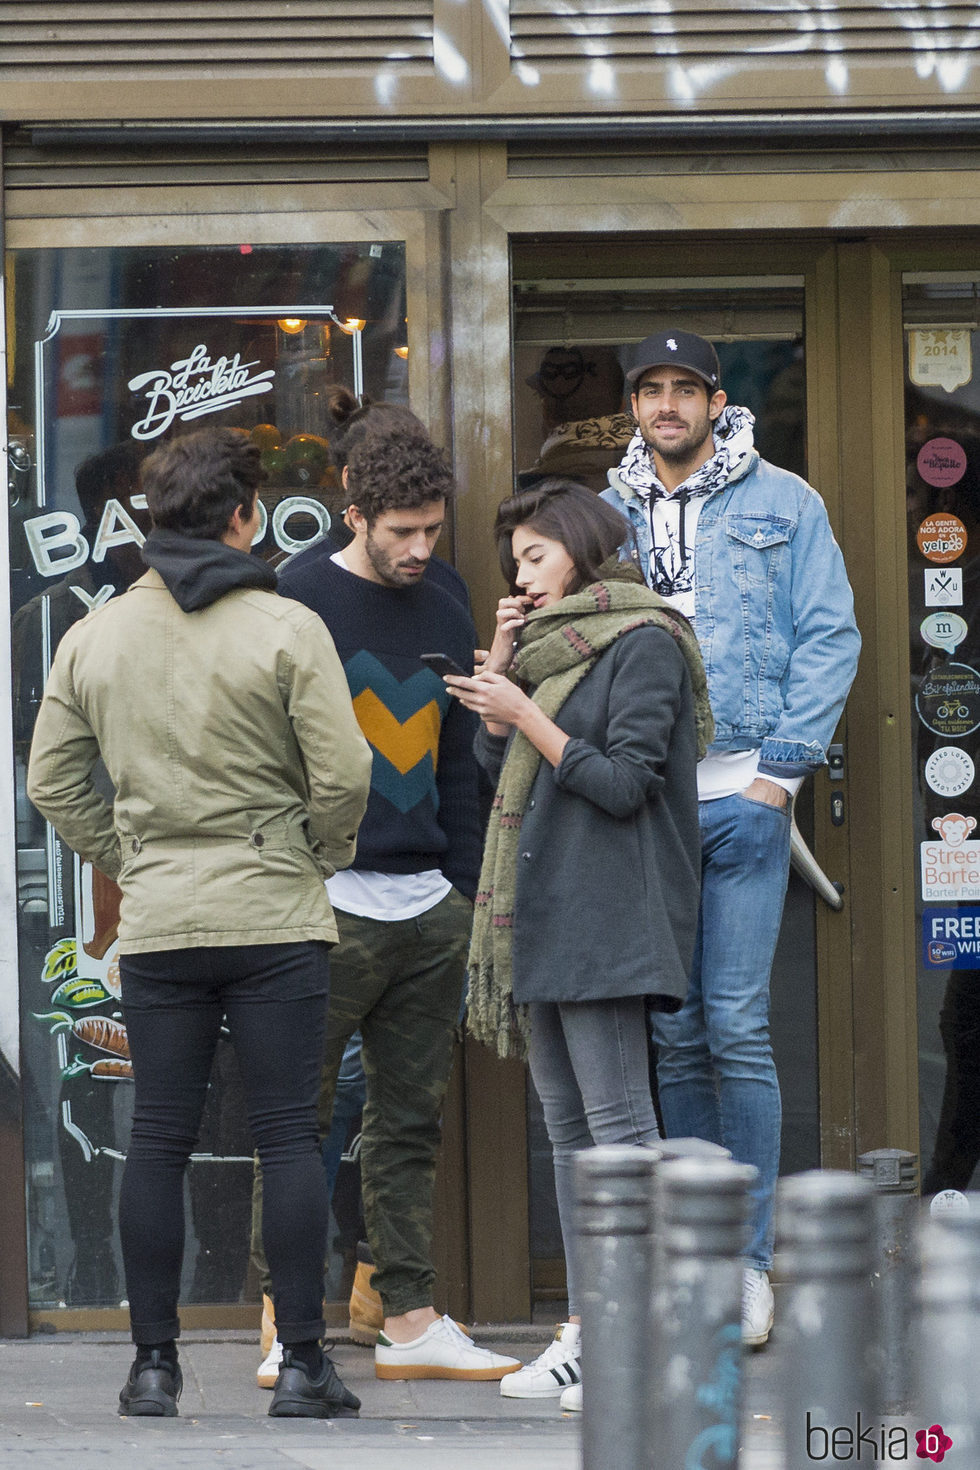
[251,887,471,1318]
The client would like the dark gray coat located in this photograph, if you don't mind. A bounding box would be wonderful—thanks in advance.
[475,624,700,1009]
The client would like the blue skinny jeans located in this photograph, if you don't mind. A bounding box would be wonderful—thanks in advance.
[651,792,792,1272]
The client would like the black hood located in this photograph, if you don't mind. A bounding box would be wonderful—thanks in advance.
[141,528,278,612]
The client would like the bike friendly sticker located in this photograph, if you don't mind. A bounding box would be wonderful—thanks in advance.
[916,662,980,738]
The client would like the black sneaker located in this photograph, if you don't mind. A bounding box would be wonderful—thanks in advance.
[118,1350,182,1417]
[268,1349,361,1419]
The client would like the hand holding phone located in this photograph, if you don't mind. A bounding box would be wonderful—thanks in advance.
[420,652,467,678]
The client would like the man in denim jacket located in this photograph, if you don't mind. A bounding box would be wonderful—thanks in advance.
[601,329,860,1345]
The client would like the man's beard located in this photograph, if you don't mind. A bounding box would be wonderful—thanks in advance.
[644,413,714,467]
[364,531,427,588]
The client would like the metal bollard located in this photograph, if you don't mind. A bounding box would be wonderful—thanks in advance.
[777,1171,879,1466]
[651,1157,757,1470]
[856,1147,919,1414]
[917,1194,979,1464]
[575,1145,660,1470]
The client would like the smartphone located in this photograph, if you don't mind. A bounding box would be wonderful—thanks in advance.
[420,652,467,678]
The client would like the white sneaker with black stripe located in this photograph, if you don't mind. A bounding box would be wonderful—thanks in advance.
[500,1322,581,1398]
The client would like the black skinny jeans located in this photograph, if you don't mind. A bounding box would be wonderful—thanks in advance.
[118,942,330,1346]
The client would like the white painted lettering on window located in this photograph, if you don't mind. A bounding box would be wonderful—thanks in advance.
[24,513,90,578]
[127,344,275,440]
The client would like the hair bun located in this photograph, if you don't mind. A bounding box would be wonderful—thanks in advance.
[325,384,373,428]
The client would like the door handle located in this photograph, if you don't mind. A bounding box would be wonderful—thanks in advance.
[789,811,844,911]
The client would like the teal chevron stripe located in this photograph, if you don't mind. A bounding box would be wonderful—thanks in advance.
[345,649,451,718]
[370,747,440,815]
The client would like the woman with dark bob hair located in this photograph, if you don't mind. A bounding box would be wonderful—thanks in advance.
[444,478,712,1407]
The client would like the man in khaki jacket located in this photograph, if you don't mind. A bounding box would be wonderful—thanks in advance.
[28,427,372,1421]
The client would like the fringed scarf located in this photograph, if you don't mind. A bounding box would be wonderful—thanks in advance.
[466,562,713,1060]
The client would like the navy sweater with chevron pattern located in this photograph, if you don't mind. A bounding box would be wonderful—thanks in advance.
[279,550,481,898]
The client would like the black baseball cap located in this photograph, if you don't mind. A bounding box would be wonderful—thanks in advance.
[625,330,722,391]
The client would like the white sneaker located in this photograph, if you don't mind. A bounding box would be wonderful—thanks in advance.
[742,1268,774,1346]
[500,1322,581,1398]
[257,1336,283,1389]
[560,1381,583,1412]
[375,1314,522,1381]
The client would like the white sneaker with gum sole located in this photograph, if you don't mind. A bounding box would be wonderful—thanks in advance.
[375,1315,521,1381]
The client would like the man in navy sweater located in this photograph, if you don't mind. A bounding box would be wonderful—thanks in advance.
[273,423,521,1385]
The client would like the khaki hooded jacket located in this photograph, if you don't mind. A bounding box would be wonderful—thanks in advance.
[27,550,372,954]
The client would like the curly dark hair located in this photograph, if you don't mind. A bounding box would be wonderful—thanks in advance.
[494,478,635,594]
[346,424,455,524]
[141,427,266,541]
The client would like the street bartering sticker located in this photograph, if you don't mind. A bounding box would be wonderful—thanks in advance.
[921,813,980,900]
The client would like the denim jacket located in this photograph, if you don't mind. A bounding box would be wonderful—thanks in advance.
[601,452,861,774]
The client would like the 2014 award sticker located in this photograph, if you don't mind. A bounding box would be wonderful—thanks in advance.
[916,662,980,738]
[909,330,973,394]
[925,746,976,798]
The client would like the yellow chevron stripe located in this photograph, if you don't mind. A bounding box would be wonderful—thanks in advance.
[352,689,441,775]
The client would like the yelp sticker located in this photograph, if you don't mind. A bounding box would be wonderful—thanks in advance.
[917,512,967,563]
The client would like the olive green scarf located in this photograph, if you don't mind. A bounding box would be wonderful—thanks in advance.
[466,563,712,1060]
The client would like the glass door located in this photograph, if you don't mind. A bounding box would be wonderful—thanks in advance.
[903,274,980,1198]
[510,267,827,1298]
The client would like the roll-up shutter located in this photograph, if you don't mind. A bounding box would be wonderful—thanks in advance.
[0,2,450,119]
[0,2,433,74]
[488,0,980,112]
[1,126,434,237]
[509,0,980,68]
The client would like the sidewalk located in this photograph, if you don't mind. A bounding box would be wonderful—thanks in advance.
[0,1324,784,1469]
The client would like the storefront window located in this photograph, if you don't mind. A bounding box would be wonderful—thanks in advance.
[5,241,407,1312]
[904,276,980,1200]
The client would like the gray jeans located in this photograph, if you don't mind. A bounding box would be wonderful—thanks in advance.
[528,996,661,1316]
